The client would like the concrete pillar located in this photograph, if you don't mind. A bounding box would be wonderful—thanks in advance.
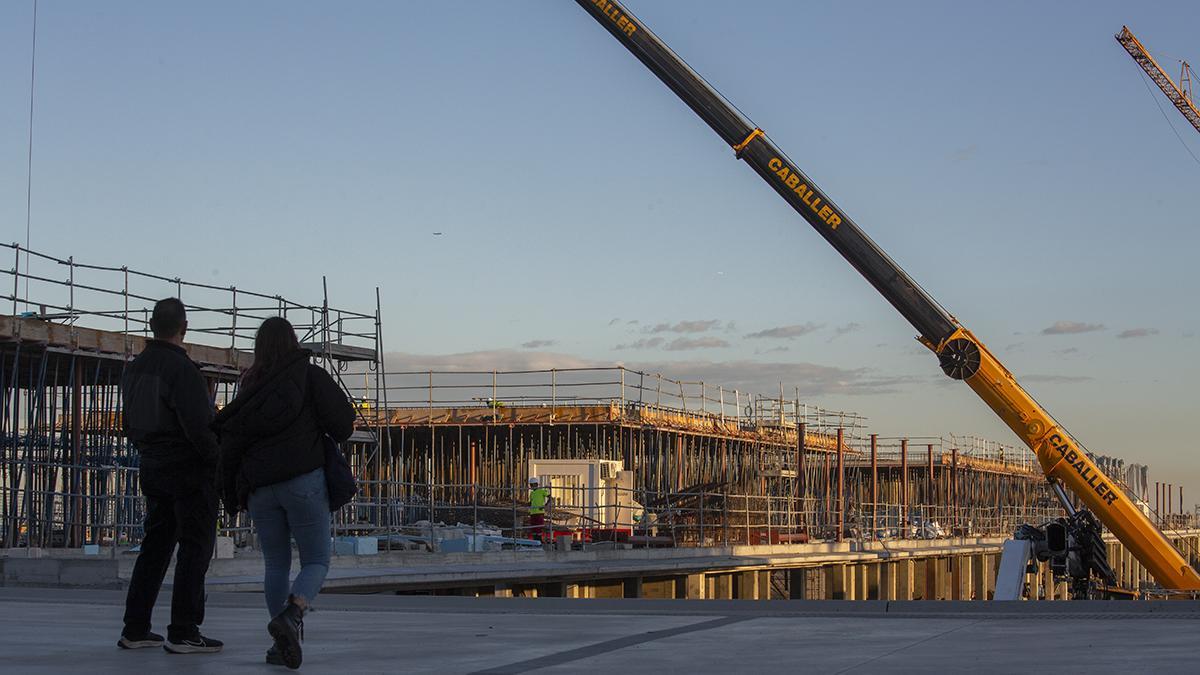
[592,580,624,599]
[737,571,763,600]
[860,565,872,600]
[924,558,941,601]
[1042,564,1055,600]
[684,573,706,600]
[714,573,733,600]
[759,570,773,600]
[788,568,808,600]
[641,578,674,599]
[1121,547,1132,589]
[896,559,915,600]
[971,554,991,601]
[879,561,898,600]
[950,557,965,600]
[623,576,643,599]
[1110,545,1120,588]
[826,564,854,600]
[865,563,881,600]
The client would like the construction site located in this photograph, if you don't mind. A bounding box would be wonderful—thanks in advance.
[2,242,1197,602]
[2,2,1200,673]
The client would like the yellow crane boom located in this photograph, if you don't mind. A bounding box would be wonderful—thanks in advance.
[577,1,1200,590]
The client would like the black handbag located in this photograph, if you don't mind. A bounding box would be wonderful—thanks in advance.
[323,434,357,511]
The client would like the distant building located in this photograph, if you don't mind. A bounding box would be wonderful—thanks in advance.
[1095,454,1149,501]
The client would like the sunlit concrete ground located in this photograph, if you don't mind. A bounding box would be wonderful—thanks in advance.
[0,588,1196,673]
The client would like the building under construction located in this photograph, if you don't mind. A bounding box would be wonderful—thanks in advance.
[0,244,1177,553]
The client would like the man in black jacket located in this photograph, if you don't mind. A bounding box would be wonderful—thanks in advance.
[118,298,223,654]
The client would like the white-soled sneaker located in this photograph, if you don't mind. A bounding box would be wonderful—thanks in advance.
[163,634,224,654]
[117,630,164,649]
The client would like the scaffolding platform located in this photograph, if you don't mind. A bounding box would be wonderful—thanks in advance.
[302,340,378,363]
[1,315,250,380]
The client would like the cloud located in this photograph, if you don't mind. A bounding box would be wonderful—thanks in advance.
[1021,374,1093,384]
[384,349,600,372]
[626,358,919,397]
[745,322,824,340]
[1055,347,1080,356]
[755,346,790,355]
[608,318,620,326]
[1117,328,1158,339]
[1041,321,1105,335]
[950,144,978,162]
[834,322,861,337]
[645,319,722,334]
[614,337,664,350]
[663,337,730,351]
[383,350,917,398]
[827,322,862,343]
[520,339,556,349]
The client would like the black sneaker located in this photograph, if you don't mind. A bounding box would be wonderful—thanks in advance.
[117,630,164,649]
[163,634,224,654]
[266,645,285,666]
[267,600,304,669]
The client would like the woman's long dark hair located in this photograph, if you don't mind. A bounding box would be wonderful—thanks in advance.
[241,316,300,389]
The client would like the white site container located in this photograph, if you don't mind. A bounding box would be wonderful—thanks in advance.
[528,459,642,531]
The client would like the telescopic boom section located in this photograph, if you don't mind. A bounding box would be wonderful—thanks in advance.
[577,0,1200,590]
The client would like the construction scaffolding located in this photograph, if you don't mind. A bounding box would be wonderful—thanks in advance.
[0,243,382,547]
[328,368,1068,546]
[5,244,1191,553]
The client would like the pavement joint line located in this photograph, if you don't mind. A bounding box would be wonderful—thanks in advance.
[831,618,984,674]
[3,588,1199,620]
[467,615,752,675]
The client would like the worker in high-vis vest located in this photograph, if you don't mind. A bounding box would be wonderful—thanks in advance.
[528,477,550,541]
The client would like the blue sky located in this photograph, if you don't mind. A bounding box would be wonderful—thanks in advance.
[2,1,1199,504]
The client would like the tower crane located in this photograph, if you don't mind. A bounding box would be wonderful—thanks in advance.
[1117,26,1200,134]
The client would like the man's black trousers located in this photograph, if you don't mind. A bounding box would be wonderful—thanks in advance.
[123,471,218,640]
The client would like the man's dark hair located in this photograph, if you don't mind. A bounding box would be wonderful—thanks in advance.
[149,297,187,339]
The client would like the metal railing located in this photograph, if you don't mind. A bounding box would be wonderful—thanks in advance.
[345,366,867,438]
[3,242,377,355]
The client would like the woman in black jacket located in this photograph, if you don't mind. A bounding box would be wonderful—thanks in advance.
[214,317,354,669]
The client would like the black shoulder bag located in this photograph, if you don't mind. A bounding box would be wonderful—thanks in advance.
[323,435,357,512]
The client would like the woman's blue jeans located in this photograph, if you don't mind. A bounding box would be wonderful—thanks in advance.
[248,467,331,617]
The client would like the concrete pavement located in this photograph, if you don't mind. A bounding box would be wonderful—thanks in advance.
[0,588,1196,673]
